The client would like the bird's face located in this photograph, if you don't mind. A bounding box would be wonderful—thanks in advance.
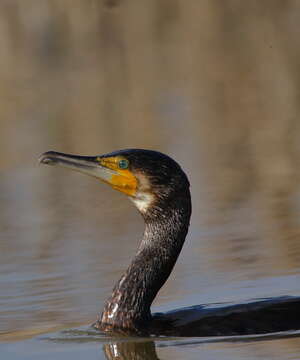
[39,149,188,214]
[90,154,138,196]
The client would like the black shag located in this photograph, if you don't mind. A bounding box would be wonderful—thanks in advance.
[39,149,300,337]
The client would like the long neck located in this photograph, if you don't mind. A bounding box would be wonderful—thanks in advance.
[99,190,191,334]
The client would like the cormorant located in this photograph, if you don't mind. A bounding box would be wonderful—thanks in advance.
[39,149,300,337]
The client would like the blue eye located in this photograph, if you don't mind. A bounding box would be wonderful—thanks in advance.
[118,159,129,169]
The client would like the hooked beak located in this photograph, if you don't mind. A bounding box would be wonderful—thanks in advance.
[39,151,115,182]
[39,151,137,196]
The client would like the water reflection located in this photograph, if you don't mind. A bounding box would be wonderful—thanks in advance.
[103,341,159,360]
[100,332,300,360]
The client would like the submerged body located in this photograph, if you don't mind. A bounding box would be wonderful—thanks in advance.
[39,149,300,336]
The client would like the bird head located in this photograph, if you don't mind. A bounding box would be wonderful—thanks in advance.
[39,149,189,214]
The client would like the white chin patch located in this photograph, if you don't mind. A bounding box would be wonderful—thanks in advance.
[130,172,154,213]
[130,192,154,213]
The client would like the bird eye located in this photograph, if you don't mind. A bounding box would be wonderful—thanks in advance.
[118,159,129,169]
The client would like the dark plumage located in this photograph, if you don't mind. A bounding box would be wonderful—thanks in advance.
[94,149,191,334]
[39,149,300,337]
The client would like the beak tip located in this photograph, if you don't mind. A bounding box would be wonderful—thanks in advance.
[38,151,57,165]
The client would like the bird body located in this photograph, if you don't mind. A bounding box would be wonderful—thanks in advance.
[39,149,300,336]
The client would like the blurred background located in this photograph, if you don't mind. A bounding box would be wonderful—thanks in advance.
[0,0,300,351]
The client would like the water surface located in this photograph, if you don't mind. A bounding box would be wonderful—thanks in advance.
[1,165,300,359]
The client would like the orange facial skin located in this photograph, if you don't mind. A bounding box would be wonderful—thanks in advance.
[97,156,138,196]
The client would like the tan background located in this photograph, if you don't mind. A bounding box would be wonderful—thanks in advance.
[0,1,300,347]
